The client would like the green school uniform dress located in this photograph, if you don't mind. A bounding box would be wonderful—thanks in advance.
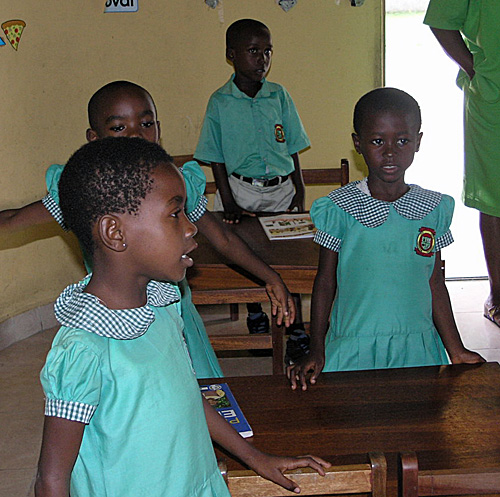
[40,277,231,497]
[424,0,500,217]
[311,181,452,371]
[42,161,223,379]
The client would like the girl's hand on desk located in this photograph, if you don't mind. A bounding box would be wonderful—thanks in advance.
[249,452,331,494]
[265,280,296,327]
[450,348,485,364]
[286,351,325,391]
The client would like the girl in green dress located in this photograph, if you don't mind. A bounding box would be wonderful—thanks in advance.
[287,88,484,391]
[35,137,329,496]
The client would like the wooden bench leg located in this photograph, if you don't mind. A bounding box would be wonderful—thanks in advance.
[271,317,284,375]
[370,452,387,497]
[399,452,419,497]
[230,303,239,321]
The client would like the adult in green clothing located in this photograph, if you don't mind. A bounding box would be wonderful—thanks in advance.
[424,0,500,327]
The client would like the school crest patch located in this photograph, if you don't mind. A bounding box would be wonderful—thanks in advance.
[415,227,435,257]
[274,124,286,143]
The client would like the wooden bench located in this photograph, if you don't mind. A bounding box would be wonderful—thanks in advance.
[191,287,284,375]
[219,452,387,497]
[399,451,500,497]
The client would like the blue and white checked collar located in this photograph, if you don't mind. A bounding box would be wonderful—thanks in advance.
[328,180,443,228]
[55,276,180,340]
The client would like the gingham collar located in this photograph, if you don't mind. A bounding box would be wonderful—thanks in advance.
[329,180,443,228]
[54,276,180,340]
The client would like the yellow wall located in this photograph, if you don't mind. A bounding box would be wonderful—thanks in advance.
[0,0,382,322]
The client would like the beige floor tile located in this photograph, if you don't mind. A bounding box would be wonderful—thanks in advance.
[0,327,54,489]
[0,410,42,471]
[0,329,54,415]
[476,349,500,363]
[455,311,500,351]
[446,279,490,314]
[0,310,43,351]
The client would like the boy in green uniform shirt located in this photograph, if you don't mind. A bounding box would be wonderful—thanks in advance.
[195,19,310,360]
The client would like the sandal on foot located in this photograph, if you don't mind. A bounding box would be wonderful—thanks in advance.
[284,330,310,365]
[247,311,269,334]
[484,303,500,328]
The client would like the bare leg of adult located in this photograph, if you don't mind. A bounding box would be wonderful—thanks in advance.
[480,212,500,327]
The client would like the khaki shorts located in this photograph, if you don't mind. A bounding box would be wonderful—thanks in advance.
[214,174,295,213]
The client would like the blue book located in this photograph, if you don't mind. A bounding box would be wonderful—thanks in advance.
[200,383,253,438]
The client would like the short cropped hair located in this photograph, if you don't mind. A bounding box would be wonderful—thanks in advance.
[226,19,270,49]
[59,137,173,257]
[87,80,156,129]
[353,87,422,134]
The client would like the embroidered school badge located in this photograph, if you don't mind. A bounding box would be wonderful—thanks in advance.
[274,124,286,143]
[415,227,436,257]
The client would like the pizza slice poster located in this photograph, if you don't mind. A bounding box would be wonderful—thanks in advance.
[1,20,26,50]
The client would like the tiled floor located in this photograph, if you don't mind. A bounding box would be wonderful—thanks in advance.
[1,279,499,496]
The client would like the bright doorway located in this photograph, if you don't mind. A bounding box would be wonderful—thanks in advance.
[385,3,487,278]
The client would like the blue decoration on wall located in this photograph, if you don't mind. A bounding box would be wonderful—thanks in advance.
[104,0,138,13]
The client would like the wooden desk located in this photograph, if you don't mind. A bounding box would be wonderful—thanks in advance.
[186,213,320,294]
[204,363,500,497]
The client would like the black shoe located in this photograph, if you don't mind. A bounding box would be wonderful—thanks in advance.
[284,330,310,365]
[247,311,270,334]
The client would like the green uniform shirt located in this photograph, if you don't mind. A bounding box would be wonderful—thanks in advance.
[195,76,310,179]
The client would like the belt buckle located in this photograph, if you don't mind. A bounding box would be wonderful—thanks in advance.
[252,178,266,187]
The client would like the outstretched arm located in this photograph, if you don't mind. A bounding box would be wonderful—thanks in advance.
[430,252,485,363]
[429,27,475,79]
[195,211,295,326]
[287,247,338,390]
[286,153,305,213]
[35,416,85,497]
[0,200,54,234]
[211,162,255,224]
[203,397,330,493]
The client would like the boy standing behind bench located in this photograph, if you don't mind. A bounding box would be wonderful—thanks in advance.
[195,18,310,362]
